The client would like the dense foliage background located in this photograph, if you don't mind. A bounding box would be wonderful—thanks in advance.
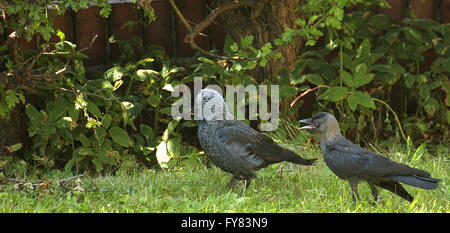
[0,0,449,178]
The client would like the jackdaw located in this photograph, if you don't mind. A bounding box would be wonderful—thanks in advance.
[299,112,441,203]
[196,88,316,189]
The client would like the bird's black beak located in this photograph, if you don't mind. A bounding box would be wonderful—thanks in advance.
[298,118,315,130]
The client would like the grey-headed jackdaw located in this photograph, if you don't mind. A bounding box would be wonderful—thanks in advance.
[196,88,317,189]
[299,112,441,203]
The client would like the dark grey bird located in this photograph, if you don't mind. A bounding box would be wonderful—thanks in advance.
[299,112,441,203]
[196,88,316,189]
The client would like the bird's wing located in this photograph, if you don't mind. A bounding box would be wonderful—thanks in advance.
[214,123,266,169]
[216,122,302,165]
[325,139,429,178]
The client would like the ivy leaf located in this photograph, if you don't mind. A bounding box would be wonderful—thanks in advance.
[109,127,131,148]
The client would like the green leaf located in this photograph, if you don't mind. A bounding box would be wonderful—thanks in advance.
[162,121,179,141]
[102,114,112,129]
[25,104,43,123]
[156,141,170,168]
[105,67,126,82]
[403,73,416,88]
[47,99,70,123]
[340,70,356,88]
[92,158,104,172]
[372,64,391,73]
[68,107,79,122]
[279,85,298,98]
[404,27,423,44]
[79,133,91,147]
[325,16,341,29]
[423,97,440,114]
[5,91,19,109]
[439,58,450,72]
[6,143,22,153]
[87,99,102,118]
[109,127,131,148]
[305,74,324,85]
[347,92,358,111]
[167,138,181,158]
[95,127,107,142]
[321,87,348,102]
[136,69,158,81]
[353,91,376,109]
[319,63,337,80]
[55,41,76,52]
[140,124,154,144]
[355,39,371,63]
[353,64,374,87]
[78,147,95,156]
[240,35,254,49]
[147,95,161,107]
[87,79,113,89]
[411,143,426,163]
[447,110,450,124]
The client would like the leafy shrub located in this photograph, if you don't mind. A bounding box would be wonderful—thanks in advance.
[293,12,450,143]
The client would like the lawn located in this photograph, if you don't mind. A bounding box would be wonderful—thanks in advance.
[0,131,448,213]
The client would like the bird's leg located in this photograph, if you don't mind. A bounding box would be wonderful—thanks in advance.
[348,180,360,203]
[227,176,238,189]
[368,183,379,202]
[239,179,251,197]
[244,179,251,190]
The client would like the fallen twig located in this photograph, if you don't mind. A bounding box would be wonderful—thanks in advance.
[0,173,86,187]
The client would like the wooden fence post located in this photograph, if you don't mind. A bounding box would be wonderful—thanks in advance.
[109,1,141,61]
[144,0,174,55]
[75,5,107,66]
[175,0,207,56]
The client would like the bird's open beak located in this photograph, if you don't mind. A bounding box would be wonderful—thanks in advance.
[298,118,315,130]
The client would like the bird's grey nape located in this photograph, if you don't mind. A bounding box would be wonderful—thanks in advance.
[195,88,234,121]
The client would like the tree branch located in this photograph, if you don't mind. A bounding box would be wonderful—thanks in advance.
[169,0,258,61]
[290,85,330,107]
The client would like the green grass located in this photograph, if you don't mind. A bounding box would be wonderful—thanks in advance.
[0,129,449,213]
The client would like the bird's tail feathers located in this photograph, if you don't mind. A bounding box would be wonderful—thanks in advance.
[282,149,317,166]
[376,181,414,202]
[393,175,441,190]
